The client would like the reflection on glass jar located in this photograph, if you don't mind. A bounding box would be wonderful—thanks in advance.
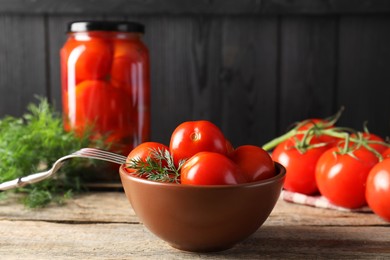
[60,21,150,155]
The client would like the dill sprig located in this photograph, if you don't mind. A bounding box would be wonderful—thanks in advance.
[126,148,185,183]
[0,96,107,208]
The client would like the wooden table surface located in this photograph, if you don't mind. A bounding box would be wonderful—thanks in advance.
[1,191,389,259]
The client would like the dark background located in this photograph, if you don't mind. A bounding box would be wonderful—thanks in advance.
[0,0,389,148]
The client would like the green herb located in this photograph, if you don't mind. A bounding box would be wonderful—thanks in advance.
[127,148,184,183]
[0,96,106,208]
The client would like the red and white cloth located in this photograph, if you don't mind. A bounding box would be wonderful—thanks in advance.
[281,190,371,212]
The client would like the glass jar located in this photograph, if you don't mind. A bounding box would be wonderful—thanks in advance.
[60,21,150,156]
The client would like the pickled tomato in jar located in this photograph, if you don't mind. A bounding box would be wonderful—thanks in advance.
[60,21,150,155]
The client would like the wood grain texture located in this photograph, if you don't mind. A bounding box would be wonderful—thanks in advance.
[0,192,137,223]
[219,16,278,147]
[0,192,387,226]
[145,16,279,146]
[262,0,390,14]
[279,16,337,134]
[0,15,47,117]
[0,0,390,15]
[0,11,390,151]
[337,15,390,137]
[0,192,389,259]
[144,16,216,144]
[1,221,389,259]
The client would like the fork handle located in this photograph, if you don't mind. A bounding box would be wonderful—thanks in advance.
[0,171,50,191]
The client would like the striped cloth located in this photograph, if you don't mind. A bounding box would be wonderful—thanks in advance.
[281,190,371,212]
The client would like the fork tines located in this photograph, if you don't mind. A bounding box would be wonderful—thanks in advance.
[74,148,127,165]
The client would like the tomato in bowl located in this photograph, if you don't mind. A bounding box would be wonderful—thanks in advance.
[119,162,286,252]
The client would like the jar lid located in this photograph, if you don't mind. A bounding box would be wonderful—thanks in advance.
[68,21,145,33]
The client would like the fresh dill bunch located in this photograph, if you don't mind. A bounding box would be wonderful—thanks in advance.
[127,148,185,183]
[0,96,106,208]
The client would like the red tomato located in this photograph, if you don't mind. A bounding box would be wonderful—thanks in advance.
[315,146,379,209]
[297,118,339,146]
[64,80,134,145]
[63,80,107,133]
[231,145,275,182]
[225,140,235,157]
[125,142,169,176]
[61,36,113,84]
[382,148,390,159]
[110,38,149,96]
[111,39,148,85]
[169,121,228,167]
[353,132,388,154]
[297,119,328,132]
[366,158,390,222]
[181,152,246,185]
[272,137,329,195]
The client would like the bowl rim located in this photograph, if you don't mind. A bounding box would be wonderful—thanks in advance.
[119,162,286,189]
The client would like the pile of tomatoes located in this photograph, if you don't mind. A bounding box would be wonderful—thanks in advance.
[269,117,390,222]
[61,31,150,154]
[125,120,276,186]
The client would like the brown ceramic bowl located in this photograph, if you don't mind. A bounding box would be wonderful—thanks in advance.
[119,162,286,252]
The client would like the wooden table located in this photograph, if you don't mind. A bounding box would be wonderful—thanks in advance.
[1,192,389,259]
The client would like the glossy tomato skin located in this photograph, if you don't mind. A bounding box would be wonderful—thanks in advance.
[110,37,150,95]
[382,148,390,159]
[225,140,235,157]
[361,133,387,154]
[63,80,110,133]
[169,121,228,167]
[60,32,113,85]
[272,137,329,195]
[181,152,247,185]
[366,158,390,222]
[297,118,339,146]
[231,145,275,182]
[63,79,136,153]
[125,142,169,176]
[315,146,379,209]
[61,23,150,156]
[269,118,339,195]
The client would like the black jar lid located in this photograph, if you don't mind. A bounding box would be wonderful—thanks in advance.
[68,21,145,33]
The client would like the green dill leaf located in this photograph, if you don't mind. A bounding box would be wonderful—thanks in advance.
[0,96,108,208]
[22,188,53,208]
[126,148,183,183]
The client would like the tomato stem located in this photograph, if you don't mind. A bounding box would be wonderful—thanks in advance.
[262,108,344,152]
[262,129,299,151]
[262,107,390,162]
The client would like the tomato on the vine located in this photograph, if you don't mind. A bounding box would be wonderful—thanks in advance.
[382,148,390,159]
[272,137,330,195]
[125,142,169,176]
[296,118,339,146]
[180,152,246,185]
[231,145,275,182]
[269,117,341,195]
[315,146,379,209]
[169,120,228,167]
[356,132,387,154]
[366,158,390,222]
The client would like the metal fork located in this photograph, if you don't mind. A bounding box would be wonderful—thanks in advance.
[0,148,127,191]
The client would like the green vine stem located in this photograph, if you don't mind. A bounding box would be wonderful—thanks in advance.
[262,108,390,162]
[262,108,344,152]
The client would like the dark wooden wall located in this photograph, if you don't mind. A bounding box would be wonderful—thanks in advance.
[1,0,390,148]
